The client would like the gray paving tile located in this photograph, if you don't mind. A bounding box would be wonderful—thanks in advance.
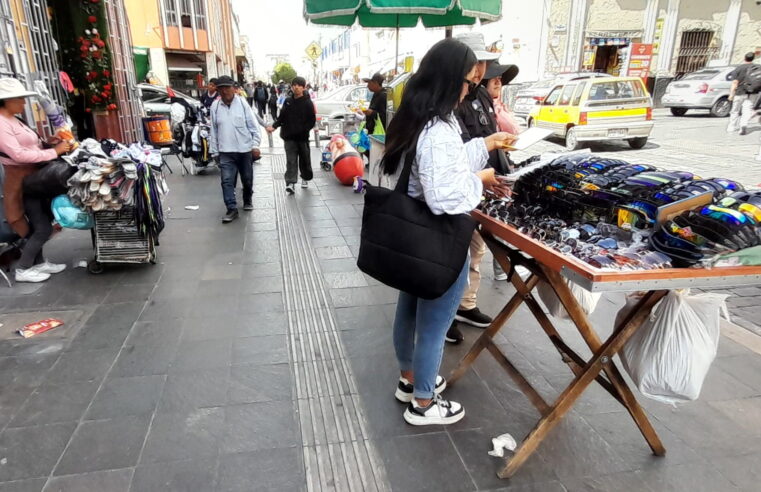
[563,471,656,492]
[221,401,299,454]
[0,423,76,482]
[156,367,229,413]
[713,452,761,491]
[140,407,224,463]
[137,299,193,322]
[0,384,36,429]
[111,343,178,377]
[228,363,292,404]
[103,284,154,304]
[329,286,398,308]
[309,235,347,248]
[488,481,567,492]
[180,315,239,341]
[85,375,165,420]
[241,262,282,278]
[322,271,368,289]
[8,381,98,428]
[318,258,359,273]
[240,276,284,294]
[186,296,239,319]
[708,397,761,437]
[45,349,117,384]
[339,324,393,360]
[236,293,284,313]
[234,311,288,337]
[41,468,132,492]
[714,354,761,392]
[376,433,475,492]
[0,479,46,492]
[170,339,232,373]
[217,447,305,492]
[333,305,391,331]
[231,335,288,366]
[130,458,217,492]
[54,415,150,475]
[636,461,741,492]
[124,321,183,347]
[0,355,59,387]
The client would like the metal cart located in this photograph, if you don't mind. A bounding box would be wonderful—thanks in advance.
[88,206,156,274]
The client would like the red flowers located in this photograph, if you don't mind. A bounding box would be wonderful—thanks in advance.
[90,0,100,3]
[102,70,110,77]
[88,15,97,23]
[107,103,117,111]
[85,108,92,113]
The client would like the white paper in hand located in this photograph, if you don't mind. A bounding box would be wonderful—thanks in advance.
[510,127,554,150]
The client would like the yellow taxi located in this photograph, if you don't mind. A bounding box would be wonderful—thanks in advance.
[527,76,654,150]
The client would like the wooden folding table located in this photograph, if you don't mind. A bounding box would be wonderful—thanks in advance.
[449,211,761,479]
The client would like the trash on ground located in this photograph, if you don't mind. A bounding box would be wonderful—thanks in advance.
[488,433,517,458]
[184,205,200,210]
[76,260,88,268]
[18,318,64,338]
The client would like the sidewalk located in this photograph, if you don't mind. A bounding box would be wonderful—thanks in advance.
[0,148,760,491]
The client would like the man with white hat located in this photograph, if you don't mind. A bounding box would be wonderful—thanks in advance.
[445,32,516,343]
[0,78,72,283]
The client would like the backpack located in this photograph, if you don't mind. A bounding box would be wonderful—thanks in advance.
[744,64,761,94]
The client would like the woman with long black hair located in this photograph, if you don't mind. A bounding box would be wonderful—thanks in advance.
[381,39,515,425]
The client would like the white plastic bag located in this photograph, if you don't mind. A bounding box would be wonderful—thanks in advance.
[537,280,601,319]
[618,290,726,405]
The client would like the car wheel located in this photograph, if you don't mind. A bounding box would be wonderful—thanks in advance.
[565,127,580,151]
[527,118,535,128]
[710,98,731,118]
[670,108,688,116]
[628,137,648,149]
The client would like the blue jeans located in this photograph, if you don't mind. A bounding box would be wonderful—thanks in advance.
[219,151,254,211]
[392,256,470,399]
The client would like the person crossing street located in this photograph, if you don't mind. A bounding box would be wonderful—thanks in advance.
[727,52,759,135]
[209,75,261,223]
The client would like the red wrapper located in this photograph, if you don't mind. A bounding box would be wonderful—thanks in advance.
[18,318,64,338]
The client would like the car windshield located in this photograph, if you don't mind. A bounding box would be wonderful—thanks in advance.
[681,70,721,81]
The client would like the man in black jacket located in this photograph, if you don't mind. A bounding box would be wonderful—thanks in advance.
[267,77,316,194]
[253,81,268,118]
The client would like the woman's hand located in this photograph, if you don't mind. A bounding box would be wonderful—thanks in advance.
[477,168,499,186]
[485,132,518,151]
[54,141,73,156]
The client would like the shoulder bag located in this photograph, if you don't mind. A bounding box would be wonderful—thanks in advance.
[357,150,477,300]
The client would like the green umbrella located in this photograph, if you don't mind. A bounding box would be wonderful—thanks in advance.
[304,1,501,77]
[304,0,501,27]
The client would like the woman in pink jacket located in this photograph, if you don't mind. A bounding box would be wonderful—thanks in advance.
[0,78,71,283]
[481,62,521,135]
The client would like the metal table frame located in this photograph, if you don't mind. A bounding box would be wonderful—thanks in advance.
[449,212,761,479]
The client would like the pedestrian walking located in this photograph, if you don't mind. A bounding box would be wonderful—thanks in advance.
[266,76,316,195]
[209,75,261,223]
[378,39,513,425]
[268,87,278,120]
[254,81,268,119]
[727,52,760,135]
[245,82,255,107]
[200,78,219,109]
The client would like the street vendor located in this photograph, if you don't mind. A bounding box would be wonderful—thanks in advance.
[448,32,517,343]
[0,78,71,283]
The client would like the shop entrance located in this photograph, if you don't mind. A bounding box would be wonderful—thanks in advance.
[593,45,622,74]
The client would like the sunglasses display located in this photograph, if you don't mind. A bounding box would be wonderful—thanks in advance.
[480,152,761,270]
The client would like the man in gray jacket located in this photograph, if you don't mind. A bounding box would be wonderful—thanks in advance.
[209,75,261,223]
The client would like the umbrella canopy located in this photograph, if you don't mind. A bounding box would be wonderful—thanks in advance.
[304,0,501,27]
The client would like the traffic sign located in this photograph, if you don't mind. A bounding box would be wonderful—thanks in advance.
[305,42,322,60]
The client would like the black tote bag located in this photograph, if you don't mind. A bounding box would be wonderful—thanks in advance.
[357,151,477,300]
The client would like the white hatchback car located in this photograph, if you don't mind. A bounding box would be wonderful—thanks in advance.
[662,66,736,117]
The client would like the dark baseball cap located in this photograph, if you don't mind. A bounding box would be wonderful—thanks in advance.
[209,77,219,84]
[215,75,235,87]
[483,63,520,85]
[363,73,384,86]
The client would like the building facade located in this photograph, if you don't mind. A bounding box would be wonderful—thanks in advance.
[125,0,238,97]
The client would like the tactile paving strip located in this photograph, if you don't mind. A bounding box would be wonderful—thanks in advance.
[272,155,389,492]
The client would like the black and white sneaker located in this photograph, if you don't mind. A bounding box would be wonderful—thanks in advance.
[455,307,493,328]
[395,375,446,403]
[445,323,464,344]
[403,395,465,426]
[285,184,295,195]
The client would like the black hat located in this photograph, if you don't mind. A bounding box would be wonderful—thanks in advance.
[483,63,519,85]
[209,77,219,85]
[215,75,235,87]
[362,73,384,86]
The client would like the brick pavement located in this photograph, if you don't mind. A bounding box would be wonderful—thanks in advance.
[0,143,760,490]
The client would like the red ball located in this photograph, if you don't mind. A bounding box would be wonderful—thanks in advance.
[333,152,364,186]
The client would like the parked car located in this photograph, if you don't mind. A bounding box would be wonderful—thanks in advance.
[661,66,736,117]
[513,72,613,121]
[138,83,201,117]
[528,76,654,150]
[313,84,368,132]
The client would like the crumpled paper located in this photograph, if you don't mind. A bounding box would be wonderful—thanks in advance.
[488,433,517,458]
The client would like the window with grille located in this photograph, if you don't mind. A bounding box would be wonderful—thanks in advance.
[164,0,177,26]
[675,29,718,75]
[193,0,206,30]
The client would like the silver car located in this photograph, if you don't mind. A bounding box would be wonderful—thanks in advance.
[513,72,613,121]
[314,84,369,132]
[138,83,200,117]
[661,66,736,117]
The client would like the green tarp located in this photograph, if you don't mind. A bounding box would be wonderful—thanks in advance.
[304,0,501,27]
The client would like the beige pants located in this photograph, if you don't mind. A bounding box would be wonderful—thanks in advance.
[459,231,487,311]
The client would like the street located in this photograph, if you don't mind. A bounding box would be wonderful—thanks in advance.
[0,115,760,490]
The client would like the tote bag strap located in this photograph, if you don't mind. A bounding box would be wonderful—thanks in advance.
[392,132,421,194]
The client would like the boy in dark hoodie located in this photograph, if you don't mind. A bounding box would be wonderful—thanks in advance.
[266,76,316,194]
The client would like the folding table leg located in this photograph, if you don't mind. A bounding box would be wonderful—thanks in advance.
[497,289,667,478]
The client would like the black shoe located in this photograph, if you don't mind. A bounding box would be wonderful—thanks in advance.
[243,202,254,211]
[455,307,492,328]
[285,184,295,195]
[222,209,238,223]
[445,323,464,344]
[740,127,748,136]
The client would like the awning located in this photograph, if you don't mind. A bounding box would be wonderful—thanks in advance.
[166,54,203,72]
[586,30,643,39]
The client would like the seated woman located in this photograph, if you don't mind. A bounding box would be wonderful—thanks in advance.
[0,78,71,283]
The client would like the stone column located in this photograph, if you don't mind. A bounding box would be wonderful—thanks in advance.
[564,0,588,71]
[643,0,660,44]
[719,0,742,65]
[657,0,680,74]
